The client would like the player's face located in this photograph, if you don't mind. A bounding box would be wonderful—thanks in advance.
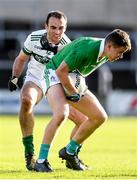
[46,17,67,44]
[106,43,128,62]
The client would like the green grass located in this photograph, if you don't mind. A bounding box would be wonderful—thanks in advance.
[0,115,137,179]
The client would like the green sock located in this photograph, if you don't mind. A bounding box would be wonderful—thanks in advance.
[77,144,82,155]
[23,135,34,156]
[66,140,80,155]
[38,144,50,162]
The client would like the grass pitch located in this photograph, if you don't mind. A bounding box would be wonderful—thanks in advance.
[0,115,136,179]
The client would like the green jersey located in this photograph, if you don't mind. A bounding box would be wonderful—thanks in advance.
[46,37,108,77]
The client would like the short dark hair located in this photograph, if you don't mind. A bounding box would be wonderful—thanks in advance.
[105,29,131,51]
[46,10,67,25]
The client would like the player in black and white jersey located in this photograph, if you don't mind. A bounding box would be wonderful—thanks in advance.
[8,10,88,172]
[22,29,70,90]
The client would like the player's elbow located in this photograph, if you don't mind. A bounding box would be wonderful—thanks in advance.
[56,61,69,81]
[98,111,108,126]
[56,69,62,79]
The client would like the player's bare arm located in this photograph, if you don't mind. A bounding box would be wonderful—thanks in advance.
[12,50,30,78]
[56,61,81,102]
[8,51,30,91]
[56,61,78,95]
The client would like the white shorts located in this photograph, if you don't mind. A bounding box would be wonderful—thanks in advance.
[24,71,47,94]
[44,69,60,92]
[44,69,88,96]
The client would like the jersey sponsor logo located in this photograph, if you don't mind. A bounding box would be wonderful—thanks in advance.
[33,53,51,64]
[34,45,43,50]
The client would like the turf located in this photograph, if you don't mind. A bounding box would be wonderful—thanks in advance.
[0,115,136,179]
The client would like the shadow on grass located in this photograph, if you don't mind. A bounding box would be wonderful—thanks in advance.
[0,170,23,173]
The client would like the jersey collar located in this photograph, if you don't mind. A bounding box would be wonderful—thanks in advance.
[97,39,105,62]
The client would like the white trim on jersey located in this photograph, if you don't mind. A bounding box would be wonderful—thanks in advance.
[23,29,71,94]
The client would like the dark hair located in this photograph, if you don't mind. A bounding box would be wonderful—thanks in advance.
[46,10,67,25]
[105,29,131,51]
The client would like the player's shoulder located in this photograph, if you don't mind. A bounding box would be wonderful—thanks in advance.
[28,29,46,41]
[78,37,104,41]
[78,37,104,45]
[30,29,46,36]
[90,37,105,41]
[60,33,71,45]
[92,37,104,41]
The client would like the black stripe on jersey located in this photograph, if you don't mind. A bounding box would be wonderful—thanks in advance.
[60,38,68,45]
[31,35,42,37]
[22,47,32,55]
[31,39,40,41]
[31,35,42,41]
[60,40,65,45]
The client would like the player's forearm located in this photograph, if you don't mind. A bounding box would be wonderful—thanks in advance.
[61,75,78,95]
[12,57,26,78]
[56,71,77,95]
[56,61,78,95]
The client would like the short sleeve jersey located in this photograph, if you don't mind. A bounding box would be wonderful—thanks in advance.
[46,37,108,77]
[22,29,71,79]
[23,29,71,64]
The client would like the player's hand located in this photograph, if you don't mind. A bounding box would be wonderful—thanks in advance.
[66,93,81,102]
[40,34,58,54]
[8,76,18,91]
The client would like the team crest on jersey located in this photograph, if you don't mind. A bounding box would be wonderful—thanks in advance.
[50,76,57,82]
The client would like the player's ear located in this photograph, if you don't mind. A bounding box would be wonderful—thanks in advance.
[45,23,48,30]
[64,25,67,32]
[106,41,113,49]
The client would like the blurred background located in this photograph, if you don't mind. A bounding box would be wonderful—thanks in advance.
[0,0,137,116]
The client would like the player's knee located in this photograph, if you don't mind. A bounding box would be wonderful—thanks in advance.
[69,109,88,126]
[54,114,67,127]
[101,111,108,123]
[96,111,108,126]
[58,109,69,121]
[54,106,69,126]
[21,95,33,110]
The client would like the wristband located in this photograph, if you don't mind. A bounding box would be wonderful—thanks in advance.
[66,93,81,102]
[11,76,18,85]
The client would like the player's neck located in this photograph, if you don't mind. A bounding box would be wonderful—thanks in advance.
[99,52,105,59]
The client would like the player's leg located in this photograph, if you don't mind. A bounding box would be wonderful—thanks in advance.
[68,105,88,139]
[66,106,89,169]
[19,81,43,170]
[34,84,69,172]
[59,89,108,170]
[69,89,108,143]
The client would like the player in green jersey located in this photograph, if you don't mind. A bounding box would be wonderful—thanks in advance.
[36,29,131,171]
[8,10,88,172]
